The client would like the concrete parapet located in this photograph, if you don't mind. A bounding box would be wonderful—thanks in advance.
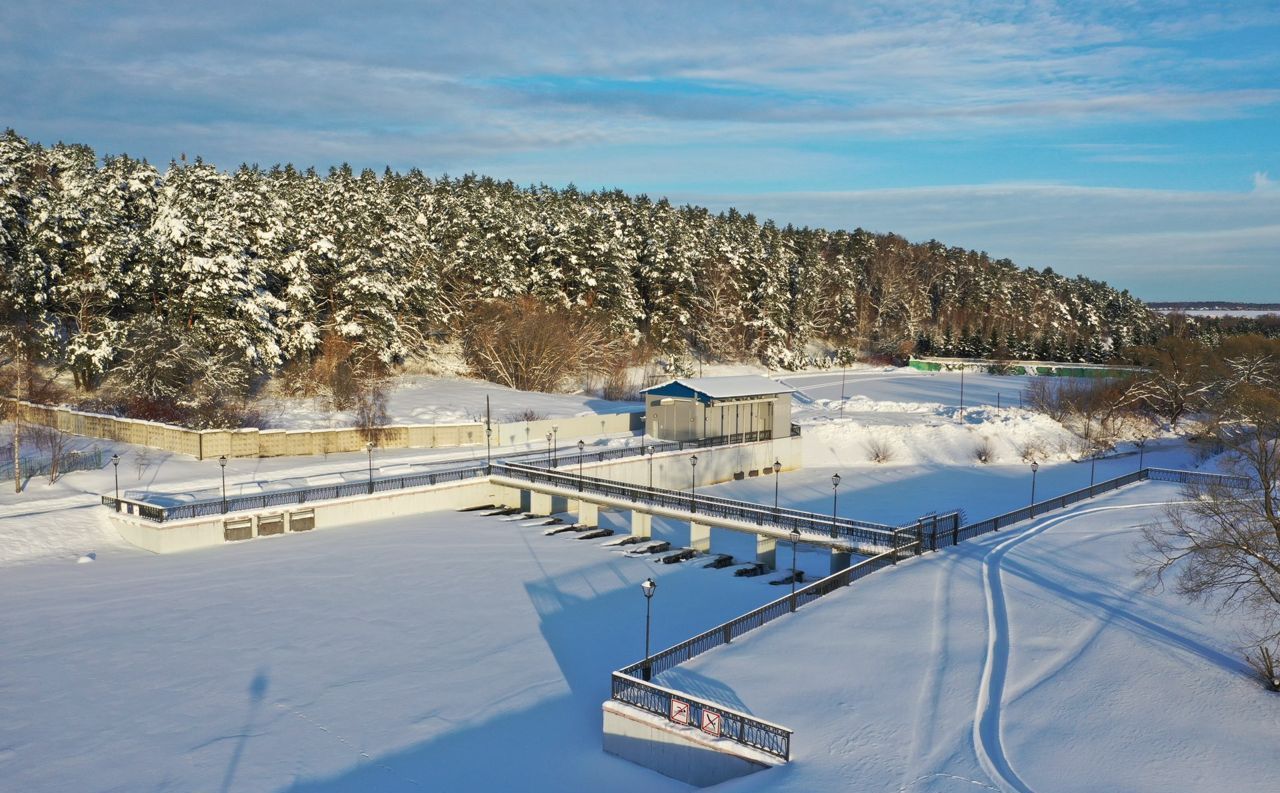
[602,700,779,787]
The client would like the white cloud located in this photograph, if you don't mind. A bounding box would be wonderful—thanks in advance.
[673,183,1280,300]
[1254,171,1277,192]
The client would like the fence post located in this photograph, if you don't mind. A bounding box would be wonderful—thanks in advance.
[890,529,898,565]
[723,624,733,644]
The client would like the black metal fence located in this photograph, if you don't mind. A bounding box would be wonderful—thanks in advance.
[607,464,1249,762]
[2,447,104,482]
[105,425,792,523]
[943,466,1250,546]
[611,673,793,760]
[493,462,903,548]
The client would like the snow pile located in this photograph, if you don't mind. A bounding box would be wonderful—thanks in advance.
[801,405,1083,468]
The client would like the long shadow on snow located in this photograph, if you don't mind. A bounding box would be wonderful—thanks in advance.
[282,546,765,792]
[995,550,1253,679]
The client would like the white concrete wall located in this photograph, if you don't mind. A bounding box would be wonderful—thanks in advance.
[108,438,801,555]
[574,436,802,492]
[602,701,779,787]
[109,478,524,554]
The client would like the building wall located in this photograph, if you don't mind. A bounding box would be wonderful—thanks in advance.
[645,395,792,441]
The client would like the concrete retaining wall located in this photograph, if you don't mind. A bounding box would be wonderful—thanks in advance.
[602,701,779,787]
[108,477,525,554]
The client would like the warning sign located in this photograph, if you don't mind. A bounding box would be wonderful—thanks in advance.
[701,710,722,737]
[670,698,690,725]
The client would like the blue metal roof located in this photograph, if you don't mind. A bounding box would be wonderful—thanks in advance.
[641,376,793,404]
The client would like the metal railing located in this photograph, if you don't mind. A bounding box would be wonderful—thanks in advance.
[534,429,777,471]
[492,461,903,548]
[943,466,1251,546]
[103,464,489,521]
[103,426,792,523]
[609,542,920,761]
[607,464,1249,762]
[611,673,793,760]
[2,447,104,481]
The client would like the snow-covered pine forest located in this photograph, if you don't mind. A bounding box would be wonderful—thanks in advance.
[1,130,1157,407]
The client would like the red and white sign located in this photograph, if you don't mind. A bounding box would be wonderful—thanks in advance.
[701,710,722,737]
[670,698,690,725]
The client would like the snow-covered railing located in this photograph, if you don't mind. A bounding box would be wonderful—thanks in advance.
[492,461,902,548]
[607,465,1248,762]
[531,429,777,470]
[949,466,1252,544]
[102,464,490,522]
[610,673,794,761]
[1145,467,1251,489]
[609,540,929,761]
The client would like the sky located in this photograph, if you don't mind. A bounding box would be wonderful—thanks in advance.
[2,1,1278,301]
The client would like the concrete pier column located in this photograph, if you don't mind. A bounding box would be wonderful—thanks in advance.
[690,521,711,553]
[756,535,777,570]
[830,548,852,574]
[578,501,599,527]
[630,511,652,539]
[529,491,554,516]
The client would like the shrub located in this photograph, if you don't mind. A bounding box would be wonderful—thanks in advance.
[864,436,894,463]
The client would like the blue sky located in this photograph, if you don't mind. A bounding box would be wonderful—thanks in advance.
[2,1,1277,300]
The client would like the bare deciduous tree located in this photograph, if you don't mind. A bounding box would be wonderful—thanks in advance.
[462,297,630,393]
[1140,338,1280,690]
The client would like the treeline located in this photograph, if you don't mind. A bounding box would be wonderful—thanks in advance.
[1,130,1159,416]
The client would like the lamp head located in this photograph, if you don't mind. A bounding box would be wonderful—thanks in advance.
[642,577,656,599]
[690,455,697,467]
[219,455,227,468]
[1031,461,1039,472]
[578,439,585,452]
[111,453,119,467]
[831,473,841,488]
[774,459,781,470]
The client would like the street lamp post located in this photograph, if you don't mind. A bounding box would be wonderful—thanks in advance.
[1136,439,1146,471]
[646,445,654,490]
[366,442,375,494]
[790,527,801,608]
[484,395,492,473]
[546,432,553,467]
[689,455,698,513]
[830,473,841,538]
[773,458,782,515]
[959,369,965,421]
[1030,461,1039,517]
[642,577,657,681]
[839,364,847,418]
[1090,451,1098,488]
[111,453,120,510]
[552,425,559,467]
[577,439,585,492]
[219,455,228,513]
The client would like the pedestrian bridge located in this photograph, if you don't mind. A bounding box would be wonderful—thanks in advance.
[490,462,936,573]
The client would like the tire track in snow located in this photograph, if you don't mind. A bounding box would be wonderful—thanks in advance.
[972,502,1178,793]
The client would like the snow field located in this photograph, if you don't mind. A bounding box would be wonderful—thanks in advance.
[658,484,1278,793]
[0,507,799,793]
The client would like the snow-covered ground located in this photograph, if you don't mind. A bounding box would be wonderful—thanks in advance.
[0,367,1259,792]
[661,483,1278,793]
[0,508,791,793]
